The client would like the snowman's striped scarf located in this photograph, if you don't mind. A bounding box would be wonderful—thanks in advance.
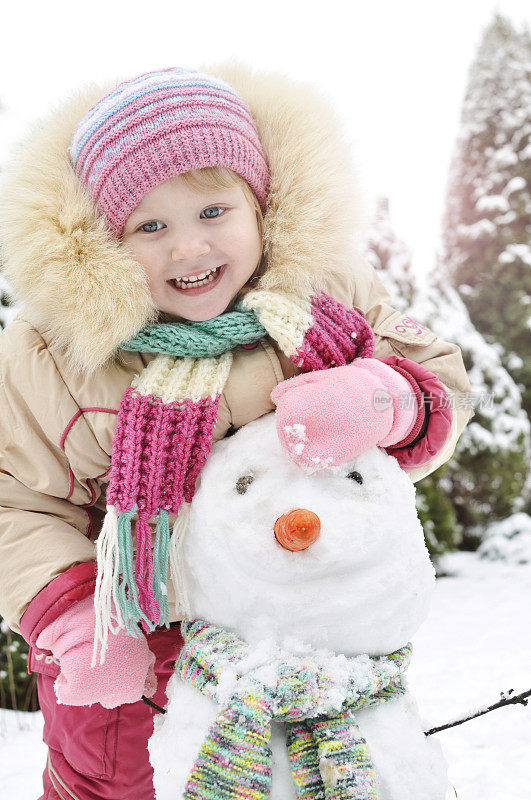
[178,620,411,800]
[93,290,374,664]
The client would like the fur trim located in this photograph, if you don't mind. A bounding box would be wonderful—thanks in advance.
[0,63,365,374]
[0,84,157,374]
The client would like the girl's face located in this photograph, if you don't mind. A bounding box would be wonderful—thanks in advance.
[121,174,262,321]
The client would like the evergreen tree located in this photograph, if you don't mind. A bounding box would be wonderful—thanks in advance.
[442,13,531,420]
[362,196,530,553]
[415,470,462,557]
[362,198,461,555]
[414,276,530,549]
[364,196,417,310]
[0,620,38,711]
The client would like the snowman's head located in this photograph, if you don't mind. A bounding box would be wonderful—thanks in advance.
[182,413,434,656]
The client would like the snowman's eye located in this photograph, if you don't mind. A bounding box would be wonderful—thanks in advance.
[347,471,363,485]
[236,474,254,495]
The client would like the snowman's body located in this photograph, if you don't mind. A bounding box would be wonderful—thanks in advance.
[149,414,448,799]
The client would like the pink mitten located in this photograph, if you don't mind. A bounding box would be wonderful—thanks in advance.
[36,594,156,708]
[271,358,420,471]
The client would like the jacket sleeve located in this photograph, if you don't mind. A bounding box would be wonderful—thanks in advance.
[345,254,474,482]
[0,321,104,635]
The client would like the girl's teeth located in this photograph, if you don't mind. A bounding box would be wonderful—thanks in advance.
[173,266,220,289]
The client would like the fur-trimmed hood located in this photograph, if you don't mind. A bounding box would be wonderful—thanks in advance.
[0,62,365,374]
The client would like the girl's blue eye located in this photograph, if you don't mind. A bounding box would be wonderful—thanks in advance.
[200,206,225,219]
[140,221,164,233]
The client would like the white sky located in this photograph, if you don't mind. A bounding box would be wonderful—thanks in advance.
[0,0,529,281]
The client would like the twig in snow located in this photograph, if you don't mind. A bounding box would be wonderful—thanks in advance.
[142,694,167,714]
[425,688,531,736]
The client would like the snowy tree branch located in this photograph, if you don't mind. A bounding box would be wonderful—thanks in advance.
[425,688,531,736]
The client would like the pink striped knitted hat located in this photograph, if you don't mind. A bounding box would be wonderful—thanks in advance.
[69,68,269,237]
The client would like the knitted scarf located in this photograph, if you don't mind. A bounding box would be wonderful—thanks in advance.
[93,290,374,664]
[177,619,411,800]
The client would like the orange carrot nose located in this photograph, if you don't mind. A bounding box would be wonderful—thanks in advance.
[274,509,321,551]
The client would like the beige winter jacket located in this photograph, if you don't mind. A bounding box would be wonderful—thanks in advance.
[0,63,473,632]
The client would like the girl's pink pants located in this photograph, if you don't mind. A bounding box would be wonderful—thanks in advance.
[33,624,184,800]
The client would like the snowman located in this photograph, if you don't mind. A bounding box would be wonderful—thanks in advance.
[149,412,448,800]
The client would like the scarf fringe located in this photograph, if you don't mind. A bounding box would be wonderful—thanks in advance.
[169,503,192,620]
[92,505,123,667]
[93,504,161,665]
[134,515,160,627]
[94,502,185,665]
[153,510,170,628]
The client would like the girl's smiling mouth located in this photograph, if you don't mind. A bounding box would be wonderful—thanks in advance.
[168,264,226,294]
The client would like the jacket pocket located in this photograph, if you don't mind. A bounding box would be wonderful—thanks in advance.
[34,651,119,780]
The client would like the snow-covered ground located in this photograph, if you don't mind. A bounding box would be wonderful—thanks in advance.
[409,552,531,799]
[1,552,530,799]
[0,707,45,798]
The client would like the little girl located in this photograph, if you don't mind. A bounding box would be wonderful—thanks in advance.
[0,66,472,800]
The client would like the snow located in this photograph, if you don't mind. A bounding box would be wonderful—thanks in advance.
[499,243,531,266]
[283,422,308,456]
[0,709,45,797]
[506,352,524,370]
[503,175,526,195]
[409,552,531,799]
[409,281,530,461]
[491,147,519,170]
[1,552,530,799]
[477,512,531,563]
[475,194,510,214]
[456,218,497,239]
